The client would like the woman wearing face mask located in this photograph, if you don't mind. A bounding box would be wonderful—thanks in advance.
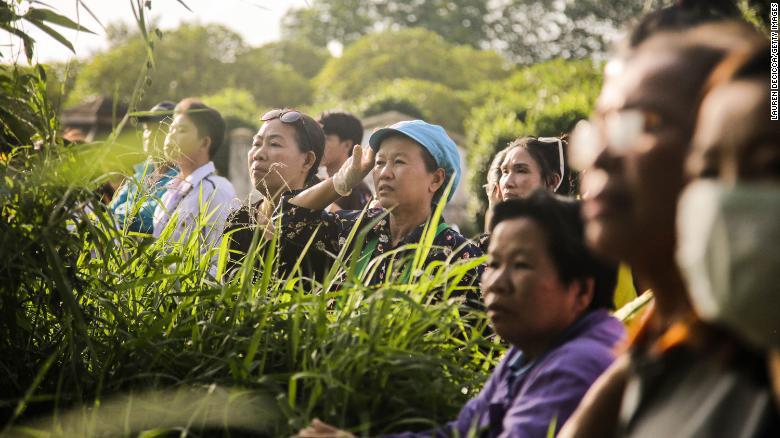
[224,108,325,276]
[677,42,780,413]
[278,119,483,293]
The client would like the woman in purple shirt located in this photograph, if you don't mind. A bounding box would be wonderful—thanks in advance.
[299,191,626,437]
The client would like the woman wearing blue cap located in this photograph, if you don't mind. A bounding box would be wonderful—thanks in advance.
[279,119,483,290]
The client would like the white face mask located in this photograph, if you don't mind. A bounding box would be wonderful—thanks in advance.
[676,180,780,349]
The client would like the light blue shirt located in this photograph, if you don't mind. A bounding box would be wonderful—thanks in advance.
[109,160,177,235]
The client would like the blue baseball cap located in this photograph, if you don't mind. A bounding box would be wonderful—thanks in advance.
[368,120,461,203]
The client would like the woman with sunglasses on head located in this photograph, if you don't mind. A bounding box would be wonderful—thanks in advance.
[278,119,483,294]
[224,108,325,277]
[482,136,568,241]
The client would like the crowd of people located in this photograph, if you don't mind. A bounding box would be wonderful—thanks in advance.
[99,4,779,437]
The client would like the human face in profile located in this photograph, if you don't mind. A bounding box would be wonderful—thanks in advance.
[482,217,590,359]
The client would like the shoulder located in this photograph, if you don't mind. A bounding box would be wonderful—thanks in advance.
[542,314,624,379]
[226,201,257,226]
[204,175,236,195]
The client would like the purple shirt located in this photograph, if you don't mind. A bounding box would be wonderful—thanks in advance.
[387,309,625,438]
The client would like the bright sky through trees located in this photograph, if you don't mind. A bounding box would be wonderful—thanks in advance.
[1,0,308,63]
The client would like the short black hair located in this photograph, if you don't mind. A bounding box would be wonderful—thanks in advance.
[174,98,226,160]
[489,190,617,310]
[319,110,363,154]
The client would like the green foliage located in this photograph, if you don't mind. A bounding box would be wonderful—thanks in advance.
[315,28,510,101]
[283,0,491,48]
[230,50,314,109]
[282,0,375,47]
[360,79,470,133]
[253,39,331,79]
[69,22,315,111]
[0,1,96,62]
[281,0,676,63]
[0,65,58,149]
[1,145,497,435]
[68,23,244,108]
[464,59,603,228]
[201,87,259,129]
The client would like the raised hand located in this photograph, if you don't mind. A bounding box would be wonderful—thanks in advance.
[332,144,375,196]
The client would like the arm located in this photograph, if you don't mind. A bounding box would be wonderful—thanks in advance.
[288,177,343,211]
[557,354,630,438]
[290,145,375,211]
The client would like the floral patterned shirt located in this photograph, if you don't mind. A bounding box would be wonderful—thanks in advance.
[279,191,485,298]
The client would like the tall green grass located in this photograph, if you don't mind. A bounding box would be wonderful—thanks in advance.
[0,139,497,436]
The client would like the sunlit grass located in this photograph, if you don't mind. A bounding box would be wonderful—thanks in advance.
[1,142,497,436]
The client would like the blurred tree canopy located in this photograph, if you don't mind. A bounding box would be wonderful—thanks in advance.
[282,0,489,47]
[282,0,769,64]
[282,0,668,63]
[359,79,469,133]
[68,24,315,110]
[243,39,331,79]
[314,28,510,100]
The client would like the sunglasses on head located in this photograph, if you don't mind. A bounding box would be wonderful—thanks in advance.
[261,109,314,150]
[536,137,566,192]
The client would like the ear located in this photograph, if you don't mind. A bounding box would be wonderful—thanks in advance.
[547,173,562,191]
[301,150,317,174]
[568,277,595,315]
[200,135,212,151]
[429,168,446,194]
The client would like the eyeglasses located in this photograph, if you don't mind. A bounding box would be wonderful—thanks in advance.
[260,109,314,150]
[569,109,665,171]
[536,137,566,192]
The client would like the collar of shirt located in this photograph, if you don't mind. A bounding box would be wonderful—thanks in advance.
[366,211,446,251]
[166,161,216,194]
[505,310,603,396]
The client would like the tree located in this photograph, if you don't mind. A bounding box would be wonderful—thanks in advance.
[202,87,259,129]
[373,0,489,47]
[282,0,769,65]
[68,23,245,108]
[360,79,469,133]
[281,0,375,48]
[314,28,509,100]
[230,53,314,108]
[68,23,314,110]
[250,40,331,79]
[282,0,489,48]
